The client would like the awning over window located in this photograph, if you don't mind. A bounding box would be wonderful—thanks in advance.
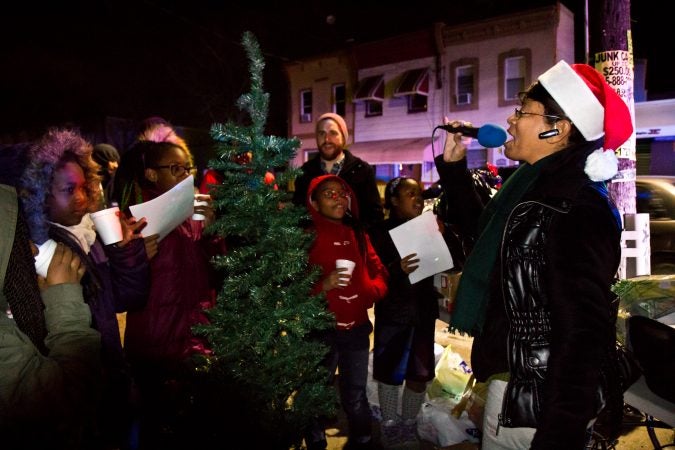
[347,137,440,164]
[394,68,429,97]
[353,75,384,102]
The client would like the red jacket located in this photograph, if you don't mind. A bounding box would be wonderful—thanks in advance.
[306,175,388,330]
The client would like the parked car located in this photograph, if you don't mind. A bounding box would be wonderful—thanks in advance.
[635,176,675,274]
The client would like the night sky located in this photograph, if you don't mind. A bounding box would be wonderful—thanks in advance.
[1,0,671,141]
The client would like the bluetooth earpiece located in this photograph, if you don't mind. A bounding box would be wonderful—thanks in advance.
[538,126,560,139]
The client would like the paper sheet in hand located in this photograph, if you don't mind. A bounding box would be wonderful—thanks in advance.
[388,211,453,284]
[129,175,195,242]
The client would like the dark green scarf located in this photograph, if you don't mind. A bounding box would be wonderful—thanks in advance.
[450,157,549,335]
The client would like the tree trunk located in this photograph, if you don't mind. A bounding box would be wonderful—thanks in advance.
[588,0,636,216]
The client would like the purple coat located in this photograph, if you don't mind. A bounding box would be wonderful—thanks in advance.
[89,238,149,369]
[50,226,150,371]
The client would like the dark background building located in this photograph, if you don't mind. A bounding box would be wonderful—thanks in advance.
[0,0,671,142]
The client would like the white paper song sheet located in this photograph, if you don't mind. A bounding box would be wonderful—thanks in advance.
[388,211,454,284]
[129,175,195,242]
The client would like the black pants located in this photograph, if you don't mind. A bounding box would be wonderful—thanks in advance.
[306,321,374,444]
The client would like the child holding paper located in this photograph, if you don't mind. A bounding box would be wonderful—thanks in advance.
[369,177,441,447]
[19,128,150,449]
[114,139,219,447]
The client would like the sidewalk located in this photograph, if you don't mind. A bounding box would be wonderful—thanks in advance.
[116,312,673,449]
[323,312,674,450]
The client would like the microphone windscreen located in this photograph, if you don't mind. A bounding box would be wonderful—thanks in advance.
[477,124,508,148]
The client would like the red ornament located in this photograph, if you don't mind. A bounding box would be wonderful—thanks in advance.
[486,162,499,177]
[233,151,253,165]
[264,171,275,185]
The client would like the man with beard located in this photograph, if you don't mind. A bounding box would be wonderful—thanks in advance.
[292,113,383,230]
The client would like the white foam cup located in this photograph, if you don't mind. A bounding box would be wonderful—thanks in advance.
[90,206,123,245]
[34,239,57,278]
[336,259,356,286]
[192,199,209,221]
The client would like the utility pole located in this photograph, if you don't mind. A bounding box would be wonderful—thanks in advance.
[588,0,650,278]
[588,0,636,215]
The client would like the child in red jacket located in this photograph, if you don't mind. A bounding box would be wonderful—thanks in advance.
[305,174,388,450]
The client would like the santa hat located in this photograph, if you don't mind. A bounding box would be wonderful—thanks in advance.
[316,112,349,144]
[538,60,633,181]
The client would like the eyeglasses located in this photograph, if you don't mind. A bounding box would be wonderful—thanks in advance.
[152,164,194,177]
[514,108,564,121]
[320,189,350,200]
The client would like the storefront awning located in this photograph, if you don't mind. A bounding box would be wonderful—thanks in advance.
[394,68,429,97]
[347,137,442,164]
[353,75,384,102]
[635,99,675,139]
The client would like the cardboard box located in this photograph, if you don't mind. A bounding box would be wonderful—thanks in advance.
[435,271,462,323]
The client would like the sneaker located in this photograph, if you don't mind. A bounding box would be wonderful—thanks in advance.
[399,420,418,445]
[379,420,404,448]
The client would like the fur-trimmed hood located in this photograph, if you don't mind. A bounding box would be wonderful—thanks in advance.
[19,129,101,245]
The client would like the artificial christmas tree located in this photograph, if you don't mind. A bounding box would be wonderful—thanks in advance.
[194,32,337,449]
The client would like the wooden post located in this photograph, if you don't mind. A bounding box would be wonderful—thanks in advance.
[618,213,651,279]
[588,0,637,217]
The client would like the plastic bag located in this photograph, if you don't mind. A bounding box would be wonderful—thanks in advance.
[417,397,481,446]
[427,345,473,402]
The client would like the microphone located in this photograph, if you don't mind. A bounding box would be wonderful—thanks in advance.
[437,123,508,148]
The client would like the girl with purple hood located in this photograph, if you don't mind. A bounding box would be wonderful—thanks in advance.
[19,128,150,449]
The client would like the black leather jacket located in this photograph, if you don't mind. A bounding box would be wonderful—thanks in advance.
[497,191,619,427]
[498,198,563,429]
[436,146,622,449]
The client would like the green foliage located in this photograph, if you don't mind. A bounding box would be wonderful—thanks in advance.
[193,32,337,448]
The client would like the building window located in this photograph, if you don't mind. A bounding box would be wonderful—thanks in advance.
[450,58,478,112]
[354,75,385,118]
[366,100,383,117]
[504,57,525,99]
[457,66,474,103]
[300,89,312,123]
[394,68,429,114]
[408,95,427,113]
[498,49,531,107]
[332,83,346,117]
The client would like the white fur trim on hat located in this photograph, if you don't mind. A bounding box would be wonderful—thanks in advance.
[584,148,618,181]
[538,60,604,141]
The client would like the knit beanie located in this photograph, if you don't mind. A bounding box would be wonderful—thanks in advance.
[92,143,120,167]
[317,113,349,144]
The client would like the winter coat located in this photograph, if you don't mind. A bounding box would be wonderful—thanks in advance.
[50,227,149,374]
[293,150,384,230]
[435,143,622,450]
[306,175,388,330]
[370,217,440,326]
[124,218,216,370]
[0,184,101,449]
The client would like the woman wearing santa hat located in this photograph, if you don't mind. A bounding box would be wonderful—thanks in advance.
[434,60,633,449]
